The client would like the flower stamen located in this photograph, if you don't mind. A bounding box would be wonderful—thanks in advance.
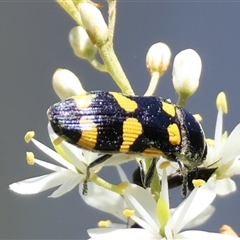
[159,161,170,169]
[24,131,35,143]
[98,220,112,228]
[192,179,205,187]
[53,136,64,146]
[216,92,228,114]
[123,209,135,218]
[206,138,214,147]
[26,152,35,165]
[117,181,128,190]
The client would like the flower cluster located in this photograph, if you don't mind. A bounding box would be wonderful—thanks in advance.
[10,1,240,239]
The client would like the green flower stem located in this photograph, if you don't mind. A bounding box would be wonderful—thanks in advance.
[56,0,82,26]
[107,0,117,43]
[89,59,108,72]
[91,174,124,195]
[144,71,161,96]
[176,94,189,107]
[98,44,134,95]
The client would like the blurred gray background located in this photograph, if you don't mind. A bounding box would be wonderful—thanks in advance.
[1,1,240,239]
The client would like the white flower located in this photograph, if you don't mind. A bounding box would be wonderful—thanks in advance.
[10,124,133,198]
[204,92,240,195]
[9,124,100,197]
[85,169,220,240]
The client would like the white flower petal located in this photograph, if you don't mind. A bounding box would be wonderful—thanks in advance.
[59,142,86,171]
[125,185,159,232]
[204,146,215,166]
[131,215,160,238]
[170,181,216,234]
[80,183,127,221]
[176,230,240,239]
[83,150,99,165]
[88,227,155,240]
[227,160,240,176]
[9,170,74,194]
[220,123,240,162]
[49,174,83,198]
[101,154,134,167]
[34,159,66,172]
[214,109,223,151]
[215,178,236,195]
[184,205,215,229]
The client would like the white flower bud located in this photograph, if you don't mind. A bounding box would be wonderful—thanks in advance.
[172,49,202,97]
[78,2,108,45]
[146,42,171,75]
[52,68,85,100]
[69,26,97,60]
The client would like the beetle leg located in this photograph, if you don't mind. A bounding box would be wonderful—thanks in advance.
[83,154,112,195]
[144,158,158,188]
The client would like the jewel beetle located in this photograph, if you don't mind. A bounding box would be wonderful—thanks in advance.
[47,91,207,193]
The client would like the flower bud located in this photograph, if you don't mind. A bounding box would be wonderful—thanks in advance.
[78,2,108,45]
[146,42,171,75]
[69,26,97,60]
[52,68,85,100]
[172,49,202,98]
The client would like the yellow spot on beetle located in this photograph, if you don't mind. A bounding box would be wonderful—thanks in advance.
[167,123,181,145]
[120,118,142,152]
[110,92,138,112]
[26,152,35,165]
[162,101,176,117]
[72,92,96,110]
[24,131,35,143]
[77,116,98,150]
[142,148,164,157]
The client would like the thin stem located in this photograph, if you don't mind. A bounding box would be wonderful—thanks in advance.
[144,71,161,96]
[89,59,107,72]
[98,44,134,94]
[107,0,117,43]
[176,94,188,107]
[56,0,82,26]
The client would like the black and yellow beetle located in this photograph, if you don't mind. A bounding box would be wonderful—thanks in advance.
[47,91,207,194]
